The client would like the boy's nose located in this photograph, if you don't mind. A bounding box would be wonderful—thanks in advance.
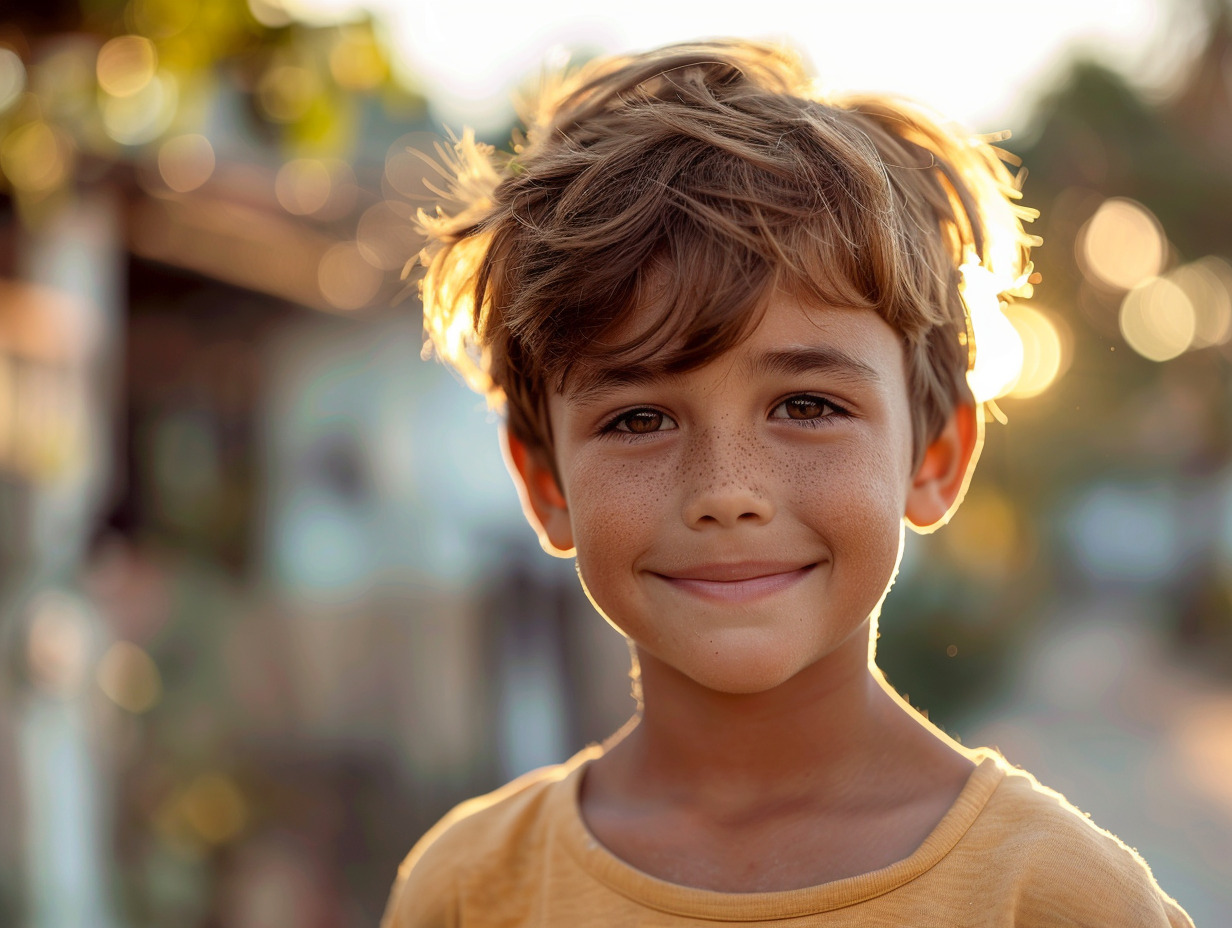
[679,432,776,529]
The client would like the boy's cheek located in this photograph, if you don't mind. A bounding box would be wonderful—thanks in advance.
[780,446,910,522]
[564,453,675,522]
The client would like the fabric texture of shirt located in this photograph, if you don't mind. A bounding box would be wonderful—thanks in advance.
[381,745,1193,927]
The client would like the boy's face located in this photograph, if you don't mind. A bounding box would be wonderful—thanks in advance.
[510,289,977,695]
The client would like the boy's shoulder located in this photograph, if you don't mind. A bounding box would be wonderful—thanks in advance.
[954,750,1192,927]
[380,745,599,928]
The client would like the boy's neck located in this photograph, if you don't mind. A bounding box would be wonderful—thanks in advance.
[597,621,965,811]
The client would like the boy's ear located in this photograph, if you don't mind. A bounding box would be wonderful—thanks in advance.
[904,400,983,535]
[502,429,576,557]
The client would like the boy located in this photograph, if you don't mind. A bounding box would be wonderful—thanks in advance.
[383,40,1193,926]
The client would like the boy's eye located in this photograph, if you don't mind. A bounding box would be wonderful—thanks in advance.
[607,408,677,434]
[772,395,845,421]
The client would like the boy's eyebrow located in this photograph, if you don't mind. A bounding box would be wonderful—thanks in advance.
[747,346,883,384]
[564,345,882,405]
[563,365,674,406]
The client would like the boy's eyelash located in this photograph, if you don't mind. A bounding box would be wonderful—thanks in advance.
[598,407,677,437]
[771,394,853,425]
[597,395,851,437]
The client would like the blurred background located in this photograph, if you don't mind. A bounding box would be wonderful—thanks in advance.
[0,0,1229,925]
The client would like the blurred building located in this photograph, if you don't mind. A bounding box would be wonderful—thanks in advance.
[0,5,632,927]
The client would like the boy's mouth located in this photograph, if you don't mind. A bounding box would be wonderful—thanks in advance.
[652,562,817,603]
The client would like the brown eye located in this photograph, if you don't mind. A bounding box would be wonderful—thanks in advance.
[782,396,826,419]
[622,410,666,433]
[608,408,676,435]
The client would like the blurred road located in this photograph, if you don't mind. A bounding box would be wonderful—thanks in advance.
[963,594,1232,926]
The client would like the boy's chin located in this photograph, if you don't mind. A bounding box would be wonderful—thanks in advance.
[690,667,805,696]
[650,633,862,697]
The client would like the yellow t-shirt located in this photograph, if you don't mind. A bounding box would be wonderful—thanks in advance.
[382,746,1193,927]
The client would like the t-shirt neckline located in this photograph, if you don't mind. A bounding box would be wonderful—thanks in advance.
[553,747,1006,920]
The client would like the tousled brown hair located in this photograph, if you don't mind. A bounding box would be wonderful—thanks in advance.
[414,40,1038,467]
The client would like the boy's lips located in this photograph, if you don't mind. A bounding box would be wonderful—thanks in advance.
[651,562,817,603]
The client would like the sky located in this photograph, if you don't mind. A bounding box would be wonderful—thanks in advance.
[280,0,1208,136]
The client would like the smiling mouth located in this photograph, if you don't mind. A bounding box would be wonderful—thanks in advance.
[653,563,817,603]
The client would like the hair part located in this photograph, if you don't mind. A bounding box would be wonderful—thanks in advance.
[415,40,1038,469]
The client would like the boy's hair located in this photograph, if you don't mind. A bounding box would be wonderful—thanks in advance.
[414,40,1038,468]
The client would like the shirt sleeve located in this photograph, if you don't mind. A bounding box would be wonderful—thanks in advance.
[379,824,463,928]
[1004,822,1194,928]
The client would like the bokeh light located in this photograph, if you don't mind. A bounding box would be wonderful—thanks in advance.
[1067,484,1181,581]
[96,641,163,713]
[96,35,158,98]
[275,157,332,215]
[157,773,248,847]
[1004,304,1068,398]
[0,47,27,114]
[1119,275,1196,362]
[942,485,1023,576]
[257,63,319,123]
[317,241,383,310]
[1078,197,1167,291]
[157,133,215,193]
[247,0,295,28]
[181,774,247,845]
[1171,257,1232,350]
[1174,697,1232,821]
[285,158,356,220]
[0,121,73,193]
[101,70,178,146]
[25,591,92,699]
[29,39,97,114]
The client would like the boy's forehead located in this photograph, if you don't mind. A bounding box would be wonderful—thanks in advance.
[547,239,900,394]
[558,294,896,405]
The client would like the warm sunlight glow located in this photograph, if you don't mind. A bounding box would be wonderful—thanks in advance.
[961,261,1023,402]
[419,231,493,396]
[1077,197,1167,291]
[353,0,1170,138]
[97,641,163,713]
[157,133,215,193]
[1004,304,1067,399]
[1119,276,1195,362]
[1171,257,1232,350]
[96,35,158,98]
